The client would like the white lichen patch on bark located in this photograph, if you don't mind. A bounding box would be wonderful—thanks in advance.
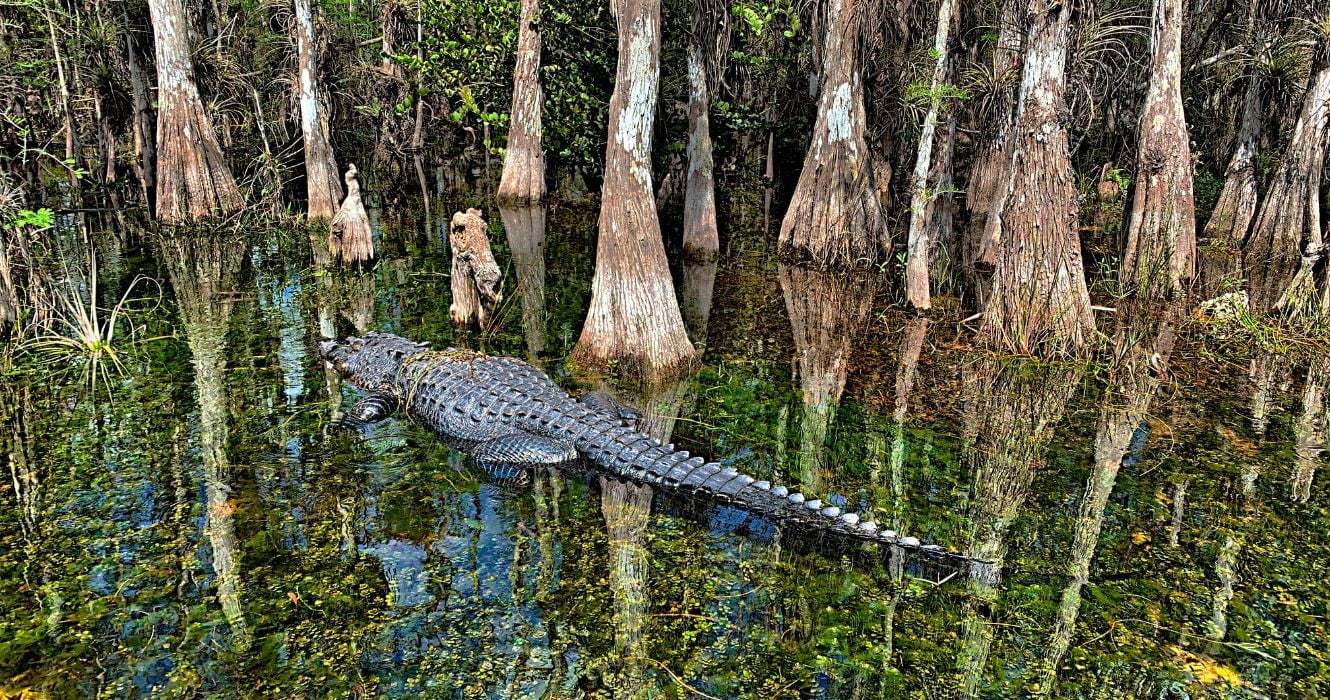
[614,17,658,191]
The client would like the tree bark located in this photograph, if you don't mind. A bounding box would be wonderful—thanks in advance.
[904,0,959,309]
[1242,39,1330,315]
[497,0,546,203]
[1120,0,1196,297]
[149,0,244,224]
[295,0,343,221]
[1203,71,1263,246]
[978,0,1095,355]
[571,0,696,378]
[682,43,720,258]
[777,0,888,267]
[125,18,157,209]
[963,0,1023,277]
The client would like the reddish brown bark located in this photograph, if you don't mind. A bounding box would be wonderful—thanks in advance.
[149,0,244,224]
[295,0,343,221]
[978,0,1095,355]
[572,0,696,377]
[1121,0,1196,297]
[497,0,546,203]
[1243,39,1330,315]
[778,0,888,267]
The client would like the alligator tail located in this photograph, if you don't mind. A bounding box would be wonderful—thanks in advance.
[573,422,961,558]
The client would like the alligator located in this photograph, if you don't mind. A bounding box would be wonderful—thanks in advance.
[319,332,974,570]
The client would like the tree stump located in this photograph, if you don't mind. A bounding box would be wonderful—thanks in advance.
[328,164,375,266]
[448,208,503,328]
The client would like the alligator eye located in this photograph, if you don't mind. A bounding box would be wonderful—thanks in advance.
[351,342,362,351]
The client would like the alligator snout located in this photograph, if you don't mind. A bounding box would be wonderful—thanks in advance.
[318,338,351,368]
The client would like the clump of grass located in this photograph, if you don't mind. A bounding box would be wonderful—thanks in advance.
[20,247,162,394]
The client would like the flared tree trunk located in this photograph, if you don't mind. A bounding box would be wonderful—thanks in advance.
[1242,39,1330,314]
[1203,71,1263,245]
[978,0,1095,355]
[904,0,959,309]
[1202,0,1263,246]
[1292,355,1328,503]
[572,0,696,377]
[295,0,342,221]
[682,41,719,258]
[496,0,546,203]
[149,0,244,224]
[777,0,888,267]
[1121,0,1195,297]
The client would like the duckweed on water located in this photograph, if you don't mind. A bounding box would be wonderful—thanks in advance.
[1,201,1328,698]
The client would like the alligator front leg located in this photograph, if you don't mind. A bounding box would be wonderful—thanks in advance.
[579,391,641,428]
[347,392,399,423]
[469,431,578,469]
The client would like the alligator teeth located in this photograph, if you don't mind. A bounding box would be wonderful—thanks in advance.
[771,485,788,497]
[860,521,878,532]
[804,499,822,510]
[821,506,841,517]
[899,536,921,547]
[788,492,805,504]
[840,512,859,525]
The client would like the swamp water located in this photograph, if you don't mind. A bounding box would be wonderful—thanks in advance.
[1,195,1327,699]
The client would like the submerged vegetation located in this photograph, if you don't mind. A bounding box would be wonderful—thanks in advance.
[1,0,1330,696]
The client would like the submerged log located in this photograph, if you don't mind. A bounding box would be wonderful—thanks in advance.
[328,164,375,266]
[448,208,503,328]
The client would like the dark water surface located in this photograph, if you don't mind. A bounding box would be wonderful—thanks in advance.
[1,194,1327,699]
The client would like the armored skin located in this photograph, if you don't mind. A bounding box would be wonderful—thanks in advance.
[319,332,962,558]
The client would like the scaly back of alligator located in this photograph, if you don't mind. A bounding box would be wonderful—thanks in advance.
[322,333,981,576]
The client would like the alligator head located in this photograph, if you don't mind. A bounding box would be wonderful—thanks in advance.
[318,332,429,391]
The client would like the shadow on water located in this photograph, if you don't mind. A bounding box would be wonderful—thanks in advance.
[2,192,1330,698]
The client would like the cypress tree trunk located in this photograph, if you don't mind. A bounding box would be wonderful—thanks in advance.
[778,0,888,267]
[1203,69,1263,245]
[295,0,342,221]
[978,0,1094,355]
[571,0,696,377]
[1242,38,1330,314]
[1121,0,1195,297]
[497,0,546,203]
[149,0,244,224]
[904,0,959,309]
[963,0,1023,275]
[682,42,719,258]
[125,17,156,208]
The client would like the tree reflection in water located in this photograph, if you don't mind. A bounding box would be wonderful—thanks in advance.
[160,232,251,651]
[956,352,1083,697]
[778,264,876,490]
